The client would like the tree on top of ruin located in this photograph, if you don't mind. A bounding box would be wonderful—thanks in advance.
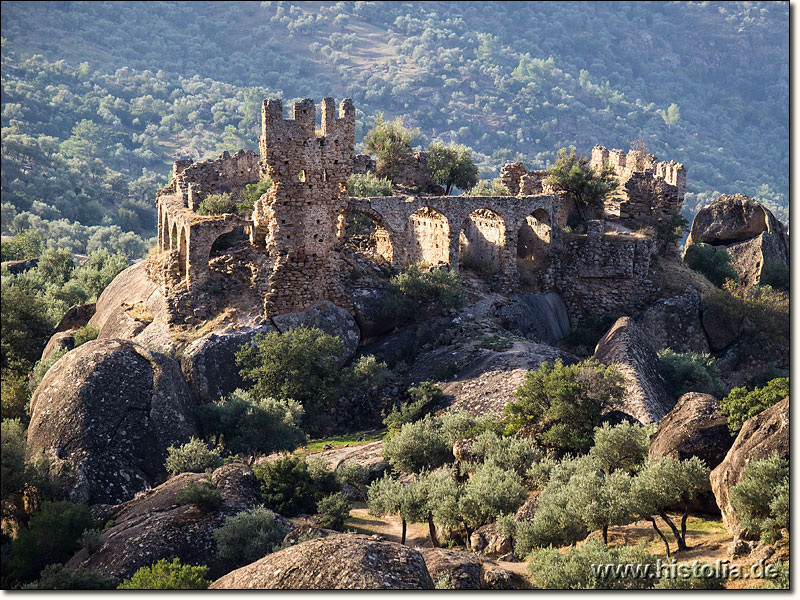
[544,146,618,225]
[363,113,415,182]
[426,142,479,195]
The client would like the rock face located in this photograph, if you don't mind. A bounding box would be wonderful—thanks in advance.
[89,262,174,354]
[684,194,789,288]
[636,286,709,354]
[65,464,265,581]
[709,397,789,537]
[594,317,674,424]
[272,300,361,366]
[361,316,452,369]
[307,440,390,483]
[352,288,398,339]
[1,257,38,274]
[55,302,97,332]
[40,331,75,361]
[496,292,570,345]
[514,493,540,522]
[649,393,734,470]
[27,339,200,505]
[180,324,276,403]
[420,548,529,590]
[469,523,513,558]
[210,534,435,589]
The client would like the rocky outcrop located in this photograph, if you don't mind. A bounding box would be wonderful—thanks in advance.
[361,316,452,369]
[55,302,97,332]
[307,440,390,483]
[594,317,673,424]
[352,288,398,339]
[180,323,276,403]
[271,301,360,366]
[209,534,435,589]
[469,523,513,558]
[65,464,266,581]
[636,287,709,354]
[496,292,570,345]
[88,262,174,353]
[40,331,75,361]
[684,194,789,288]
[420,548,529,590]
[649,393,734,469]
[1,257,39,273]
[709,397,789,537]
[27,339,200,505]
[514,493,540,522]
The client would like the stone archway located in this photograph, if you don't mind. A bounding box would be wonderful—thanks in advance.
[459,208,506,274]
[517,208,552,286]
[345,207,395,265]
[177,225,188,280]
[405,206,450,266]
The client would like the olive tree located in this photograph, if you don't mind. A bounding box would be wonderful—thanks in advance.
[426,142,479,195]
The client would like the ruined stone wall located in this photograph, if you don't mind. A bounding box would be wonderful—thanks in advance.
[460,209,506,270]
[498,162,548,196]
[406,207,450,265]
[590,145,685,224]
[255,97,356,316]
[548,222,656,322]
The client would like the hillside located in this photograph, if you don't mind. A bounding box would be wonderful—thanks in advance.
[0,1,789,259]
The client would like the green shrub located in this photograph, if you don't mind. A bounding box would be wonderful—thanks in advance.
[544,147,618,223]
[469,178,511,196]
[347,172,393,196]
[757,262,789,291]
[22,564,117,590]
[657,349,726,399]
[588,422,650,475]
[730,452,788,543]
[720,377,788,433]
[72,324,99,347]
[382,414,452,474]
[386,265,467,325]
[363,113,414,181]
[527,539,657,589]
[175,480,222,512]
[759,560,789,589]
[335,462,368,489]
[165,437,224,476]
[683,243,739,286]
[458,463,527,536]
[467,431,542,480]
[199,389,306,458]
[9,501,95,584]
[383,382,444,432]
[195,192,237,215]
[117,558,210,590]
[253,455,340,517]
[427,141,479,195]
[212,506,289,566]
[235,326,342,411]
[653,562,727,589]
[316,492,351,530]
[238,180,273,214]
[503,358,625,454]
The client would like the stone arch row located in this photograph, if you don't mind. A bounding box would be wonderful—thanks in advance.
[346,195,556,278]
[158,204,190,280]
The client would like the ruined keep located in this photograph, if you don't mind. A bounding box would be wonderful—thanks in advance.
[151,95,687,325]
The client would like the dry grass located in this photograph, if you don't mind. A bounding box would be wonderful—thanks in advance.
[649,255,716,298]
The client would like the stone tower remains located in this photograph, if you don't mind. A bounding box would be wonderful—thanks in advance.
[252,97,356,316]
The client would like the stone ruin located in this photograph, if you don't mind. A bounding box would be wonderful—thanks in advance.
[150,96,687,325]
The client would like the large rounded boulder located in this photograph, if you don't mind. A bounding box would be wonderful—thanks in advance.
[420,548,529,590]
[636,287,710,354]
[210,534,434,589]
[27,339,200,505]
[685,194,776,246]
[710,397,789,537]
[649,393,734,469]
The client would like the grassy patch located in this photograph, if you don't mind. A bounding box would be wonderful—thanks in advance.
[295,429,386,456]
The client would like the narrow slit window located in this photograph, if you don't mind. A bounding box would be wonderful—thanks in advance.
[298,169,306,182]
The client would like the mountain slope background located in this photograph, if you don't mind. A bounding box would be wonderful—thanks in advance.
[1,1,788,258]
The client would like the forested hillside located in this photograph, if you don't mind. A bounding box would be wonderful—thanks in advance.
[1,1,789,258]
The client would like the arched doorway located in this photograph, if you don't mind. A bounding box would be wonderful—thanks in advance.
[459,208,505,274]
[517,208,552,286]
[406,207,450,266]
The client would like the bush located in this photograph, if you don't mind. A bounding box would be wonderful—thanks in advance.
[253,455,340,517]
[588,422,650,475]
[657,349,726,399]
[467,431,542,480]
[238,179,273,214]
[72,324,99,347]
[199,389,306,458]
[386,265,467,325]
[347,172,393,196]
[175,480,222,512]
[720,377,788,433]
[212,506,289,567]
[544,147,618,223]
[758,262,789,291]
[458,463,527,536]
[235,326,342,410]
[117,558,210,590]
[195,192,237,215]
[316,492,351,530]
[363,113,414,181]
[9,501,95,584]
[426,141,479,195]
[23,564,117,590]
[683,243,739,286]
[382,414,452,474]
[468,178,510,196]
[527,539,657,589]
[653,562,726,589]
[730,452,788,543]
[383,382,444,432]
[503,359,625,454]
[165,437,224,476]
